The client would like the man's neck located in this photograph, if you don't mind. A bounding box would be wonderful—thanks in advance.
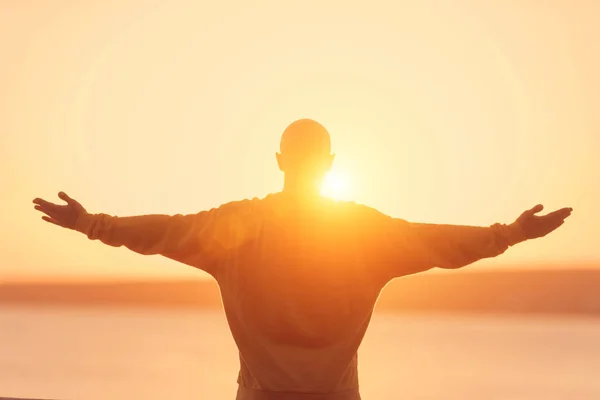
[282,176,323,199]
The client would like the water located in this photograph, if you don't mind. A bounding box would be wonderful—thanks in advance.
[1,307,599,400]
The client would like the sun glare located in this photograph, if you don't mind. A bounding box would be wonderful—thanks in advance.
[321,171,353,201]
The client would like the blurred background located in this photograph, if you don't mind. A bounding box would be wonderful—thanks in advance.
[1,1,599,399]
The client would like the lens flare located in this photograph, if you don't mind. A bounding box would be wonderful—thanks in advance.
[321,170,353,201]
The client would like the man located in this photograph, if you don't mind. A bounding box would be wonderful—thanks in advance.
[33,119,572,400]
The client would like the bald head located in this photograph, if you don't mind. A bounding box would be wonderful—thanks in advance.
[276,119,335,192]
[279,119,331,158]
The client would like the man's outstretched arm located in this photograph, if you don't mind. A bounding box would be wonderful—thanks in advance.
[371,204,573,279]
[32,192,254,273]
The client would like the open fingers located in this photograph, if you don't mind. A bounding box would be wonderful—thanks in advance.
[58,191,78,206]
[543,207,573,221]
[33,198,56,208]
[41,215,62,227]
[526,204,544,216]
[34,204,60,219]
[32,198,62,215]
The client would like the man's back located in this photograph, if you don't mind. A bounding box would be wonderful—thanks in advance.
[215,193,389,398]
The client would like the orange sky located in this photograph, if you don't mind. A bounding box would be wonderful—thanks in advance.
[1,1,599,281]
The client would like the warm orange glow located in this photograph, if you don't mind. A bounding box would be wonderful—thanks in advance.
[321,170,353,201]
[1,1,598,280]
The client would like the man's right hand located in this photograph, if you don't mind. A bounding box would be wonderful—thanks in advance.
[33,192,87,230]
[515,204,573,241]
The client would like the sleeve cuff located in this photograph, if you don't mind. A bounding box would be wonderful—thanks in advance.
[505,222,527,246]
[74,213,94,237]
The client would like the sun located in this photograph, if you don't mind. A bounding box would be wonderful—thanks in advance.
[321,170,353,200]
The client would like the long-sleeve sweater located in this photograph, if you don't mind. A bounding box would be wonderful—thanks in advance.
[74,191,527,400]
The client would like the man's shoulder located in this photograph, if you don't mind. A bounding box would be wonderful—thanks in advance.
[335,199,391,219]
[214,196,264,214]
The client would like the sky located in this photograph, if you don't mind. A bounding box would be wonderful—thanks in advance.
[1,0,599,281]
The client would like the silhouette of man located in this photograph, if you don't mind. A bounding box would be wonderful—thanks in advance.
[33,119,572,400]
